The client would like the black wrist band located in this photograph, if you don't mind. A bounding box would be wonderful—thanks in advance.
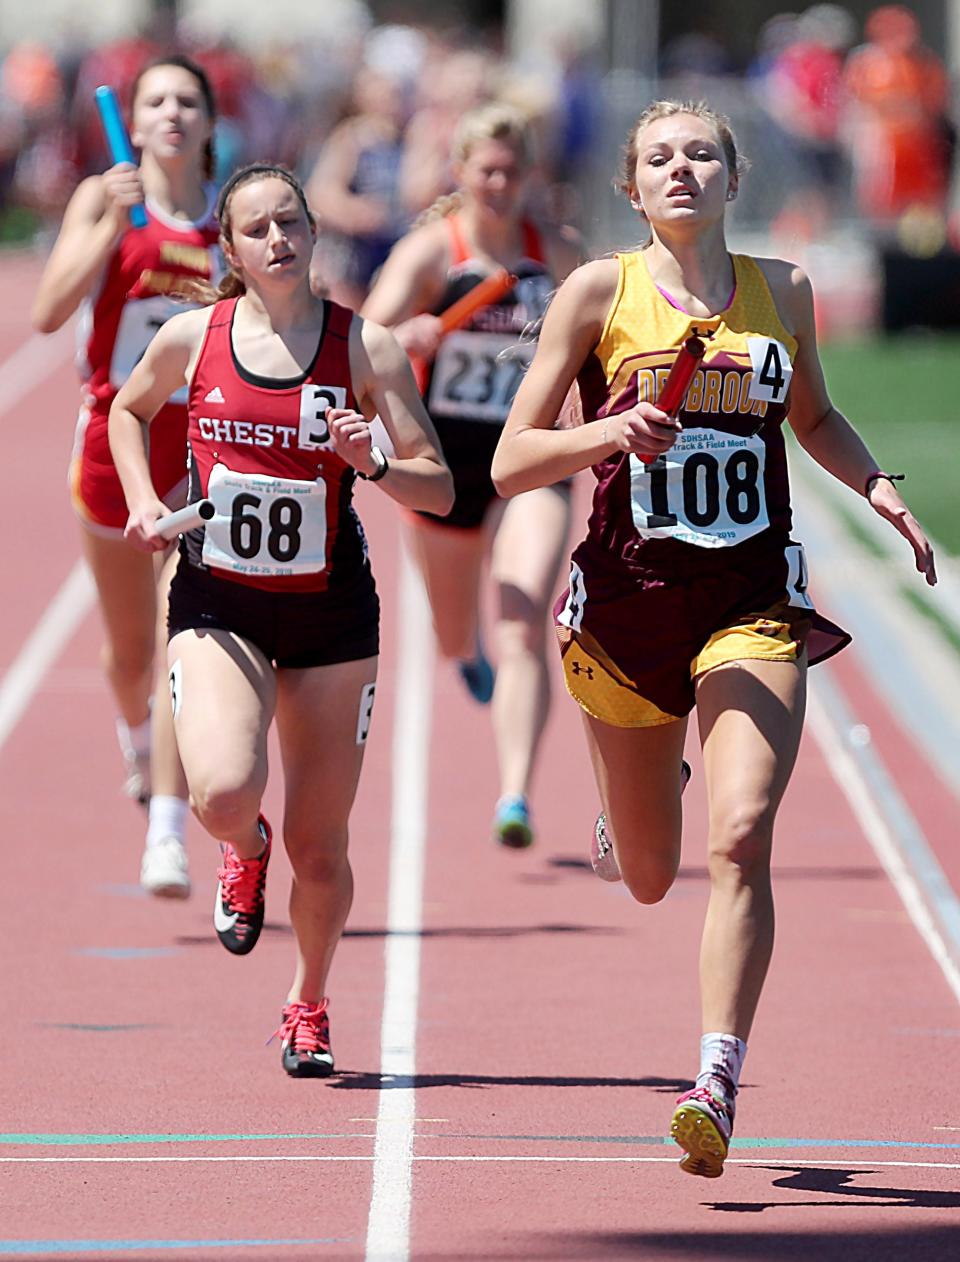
[864,471,904,497]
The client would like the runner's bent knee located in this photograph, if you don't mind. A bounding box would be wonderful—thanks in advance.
[191,778,263,838]
[607,812,681,904]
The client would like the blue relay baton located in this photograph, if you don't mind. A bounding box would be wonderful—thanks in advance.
[94,85,148,229]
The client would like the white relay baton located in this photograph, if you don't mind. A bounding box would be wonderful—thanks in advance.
[155,499,215,541]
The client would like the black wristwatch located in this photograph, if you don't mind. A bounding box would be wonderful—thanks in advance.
[358,446,389,482]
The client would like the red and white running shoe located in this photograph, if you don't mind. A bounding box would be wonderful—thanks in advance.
[271,999,335,1078]
[213,816,271,955]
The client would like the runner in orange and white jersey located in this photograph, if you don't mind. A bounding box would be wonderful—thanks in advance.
[363,104,581,850]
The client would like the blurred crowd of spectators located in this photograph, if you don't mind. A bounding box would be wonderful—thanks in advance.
[0,4,599,297]
[666,3,956,246]
[0,2,956,279]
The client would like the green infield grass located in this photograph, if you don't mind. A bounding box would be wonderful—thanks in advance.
[819,334,958,555]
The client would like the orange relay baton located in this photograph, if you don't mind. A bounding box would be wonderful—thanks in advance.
[412,267,518,392]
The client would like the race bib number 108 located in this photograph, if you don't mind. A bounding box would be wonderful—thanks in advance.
[630,431,769,548]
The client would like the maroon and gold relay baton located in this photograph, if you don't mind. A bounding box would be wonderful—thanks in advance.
[637,333,707,464]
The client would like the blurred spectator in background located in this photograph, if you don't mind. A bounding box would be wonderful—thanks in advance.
[758,4,855,238]
[306,25,427,308]
[0,42,75,233]
[843,4,953,222]
[661,28,735,84]
[398,45,496,224]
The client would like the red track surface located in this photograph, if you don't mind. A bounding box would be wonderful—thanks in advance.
[2,253,958,1261]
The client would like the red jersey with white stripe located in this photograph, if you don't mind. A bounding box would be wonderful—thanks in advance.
[77,188,221,415]
[183,297,367,593]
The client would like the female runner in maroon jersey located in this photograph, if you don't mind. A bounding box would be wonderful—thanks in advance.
[32,57,220,899]
[493,100,936,1176]
[363,104,581,849]
[109,164,452,1077]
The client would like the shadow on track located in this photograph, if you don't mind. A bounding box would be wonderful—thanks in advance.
[326,1071,695,1092]
[545,1222,958,1260]
[175,922,622,946]
[707,1164,960,1212]
[547,857,884,882]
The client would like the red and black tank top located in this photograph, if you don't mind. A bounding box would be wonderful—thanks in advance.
[183,297,366,592]
[78,188,221,414]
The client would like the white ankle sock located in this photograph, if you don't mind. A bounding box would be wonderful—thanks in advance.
[146,796,189,848]
[116,715,151,760]
[696,1032,747,1098]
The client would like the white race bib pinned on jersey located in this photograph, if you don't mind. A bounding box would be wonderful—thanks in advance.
[746,337,793,405]
[298,384,347,450]
[429,331,531,422]
[630,430,769,548]
[784,542,815,609]
[201,463,328,578]
[110,295,193,401]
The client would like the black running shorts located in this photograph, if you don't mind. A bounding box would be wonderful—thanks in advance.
[168,557,380,669]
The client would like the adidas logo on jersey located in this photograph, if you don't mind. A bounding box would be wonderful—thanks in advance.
[204,386,226,404]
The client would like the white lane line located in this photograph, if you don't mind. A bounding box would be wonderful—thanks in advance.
[4,1156,959,1170]
[0,319,89,748]
[807,674,960,1006]
[365,542,434,1262]
[0,326,74,422]
[0,561,95,751]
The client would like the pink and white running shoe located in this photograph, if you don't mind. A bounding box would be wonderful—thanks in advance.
[589,761,692,883]
[670,1083,734,1179]
[590,813,622,882]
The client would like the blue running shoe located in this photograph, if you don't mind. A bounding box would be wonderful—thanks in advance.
[457,648,495,704]
[493,795,533,849]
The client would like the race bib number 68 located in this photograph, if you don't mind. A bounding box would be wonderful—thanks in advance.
[201,463,328,577]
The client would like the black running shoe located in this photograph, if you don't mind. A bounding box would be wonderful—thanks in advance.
[213,816,271,955]
[272,999,335,1078]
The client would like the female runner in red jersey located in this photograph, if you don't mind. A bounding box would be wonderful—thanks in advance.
[363,104,581,849]
[32,56,221,898]
[493,100,936,1176]
[109,164,452,1077]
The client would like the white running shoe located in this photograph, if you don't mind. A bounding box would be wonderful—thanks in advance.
[140,837,191,899]
[122,751,151,808]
